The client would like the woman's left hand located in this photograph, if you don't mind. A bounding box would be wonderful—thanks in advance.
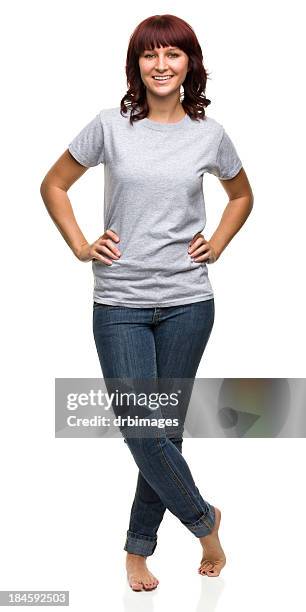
[188,233,218,264]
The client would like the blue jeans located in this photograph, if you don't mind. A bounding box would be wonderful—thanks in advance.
[93,299,215,556]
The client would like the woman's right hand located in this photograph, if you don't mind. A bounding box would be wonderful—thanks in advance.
[76,229,121,265]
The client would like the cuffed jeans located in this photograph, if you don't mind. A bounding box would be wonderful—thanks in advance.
[93,299,215,556]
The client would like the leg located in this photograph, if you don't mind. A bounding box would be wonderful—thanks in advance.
[154,300,226,577]
[123,435,183,556]
[124,299,216,556]
[92,304,185,556]
[93,303,162,590]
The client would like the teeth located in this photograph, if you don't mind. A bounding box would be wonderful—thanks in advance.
[153,76,172,80]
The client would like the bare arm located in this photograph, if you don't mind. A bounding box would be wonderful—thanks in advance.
[40,150,121,263]
[189,167,254,262]
[209,167,254,258]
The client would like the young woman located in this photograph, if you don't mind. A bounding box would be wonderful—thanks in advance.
[41,14,253,591]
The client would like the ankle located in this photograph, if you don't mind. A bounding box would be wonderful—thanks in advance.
[199,532,215,547]
[126,552,147,561]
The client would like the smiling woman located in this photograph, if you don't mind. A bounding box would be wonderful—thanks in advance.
[41,12,253,593]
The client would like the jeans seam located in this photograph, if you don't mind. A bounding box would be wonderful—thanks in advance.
[156,437,205,521]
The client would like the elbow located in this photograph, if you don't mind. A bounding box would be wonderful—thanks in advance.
[40,178,52,210]
[40,177,54,200]
[248,188,254,212]
[40,178,48,198]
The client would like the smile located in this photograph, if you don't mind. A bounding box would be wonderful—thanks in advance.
[152,76,174,80]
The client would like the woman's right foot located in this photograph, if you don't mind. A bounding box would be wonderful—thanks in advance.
[126,552,159,591]
[198,506,226,577]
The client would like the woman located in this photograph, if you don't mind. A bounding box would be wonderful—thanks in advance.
[40,14,253,591]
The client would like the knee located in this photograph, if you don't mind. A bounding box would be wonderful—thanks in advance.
[169,435,183,444]
[124,435,165,456]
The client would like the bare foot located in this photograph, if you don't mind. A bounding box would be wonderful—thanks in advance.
[198,506,226,577]
[126,553,159,591]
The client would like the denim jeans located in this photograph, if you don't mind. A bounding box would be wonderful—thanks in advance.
[93,299,215,556]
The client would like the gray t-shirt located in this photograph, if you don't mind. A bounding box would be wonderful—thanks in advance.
[68,107,242,307]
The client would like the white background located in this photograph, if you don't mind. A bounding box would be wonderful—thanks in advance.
[1,1,305,610]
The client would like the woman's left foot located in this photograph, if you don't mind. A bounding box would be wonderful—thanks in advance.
[126,553,159,591]
[198,506,226,577]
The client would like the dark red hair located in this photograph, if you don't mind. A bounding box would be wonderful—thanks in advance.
[120,14,211,126]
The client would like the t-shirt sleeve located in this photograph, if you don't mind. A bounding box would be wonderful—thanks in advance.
[68,112,104,167]
[209,128,242,180]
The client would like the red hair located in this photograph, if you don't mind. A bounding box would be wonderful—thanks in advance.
[120,14,211,125]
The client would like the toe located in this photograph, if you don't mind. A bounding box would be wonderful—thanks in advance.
[207,568,219,577]
[144,582,156,591]
[128,576,144,591]
[199,561,213,572]
[130,581,143,591]
[149,573,159,588]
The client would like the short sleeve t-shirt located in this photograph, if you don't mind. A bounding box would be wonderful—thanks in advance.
[68,107,243,307]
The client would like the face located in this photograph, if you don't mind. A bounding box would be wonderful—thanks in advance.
[138,46,189,96]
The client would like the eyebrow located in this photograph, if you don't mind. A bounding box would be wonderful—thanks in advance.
[144,47,179,51]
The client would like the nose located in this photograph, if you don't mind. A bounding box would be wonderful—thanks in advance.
[155,58,168,71]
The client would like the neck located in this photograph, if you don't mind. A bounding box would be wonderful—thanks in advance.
[145,94,185,122]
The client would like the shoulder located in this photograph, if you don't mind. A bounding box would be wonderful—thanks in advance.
[192,114,224,137]
[188,114,225,151]
[98,106,130,127]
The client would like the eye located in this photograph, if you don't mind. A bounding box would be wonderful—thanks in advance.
[144,53,179,59]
